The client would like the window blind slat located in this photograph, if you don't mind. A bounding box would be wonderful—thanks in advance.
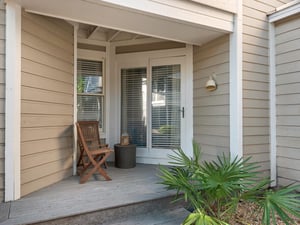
[121,68,147,147]
[152,65,181,148]
[120,64,181,149]
[77,59,102,76]
[77,59,104,130]
[77,59,103,94]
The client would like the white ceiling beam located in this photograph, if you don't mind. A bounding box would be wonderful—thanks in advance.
[131,34,140,40]
[107,30,120,42]
[111,37,167,47]
[87,26,99,39]
[78,37,109,47]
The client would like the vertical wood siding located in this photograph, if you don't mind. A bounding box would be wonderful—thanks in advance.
[21,11,74,196]
[0,1,5,202]
[193,35,230,161]
[242,0,292,175]
[275,14,300,187]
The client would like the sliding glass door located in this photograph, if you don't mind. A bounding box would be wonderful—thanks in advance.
[121,68,147,147]
[120,57,186,161]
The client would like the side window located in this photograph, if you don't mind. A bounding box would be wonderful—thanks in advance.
[77,59,104,131]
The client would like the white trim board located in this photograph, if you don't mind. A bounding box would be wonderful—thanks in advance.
[229,0,243,159]
[73,23,79,176]
[113,47,193,162]
[5,0,22,201]
[268,22,277,187]
[268,1,300,22]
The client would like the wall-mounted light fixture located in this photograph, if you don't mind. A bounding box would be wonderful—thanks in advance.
[205,73,217,92]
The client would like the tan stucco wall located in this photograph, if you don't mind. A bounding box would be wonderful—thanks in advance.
[275,14,300,187]
[0,0,5,202]
[193,35,230,161]
[21,11,74,196]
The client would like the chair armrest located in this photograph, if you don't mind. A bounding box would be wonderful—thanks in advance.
[99,144,109,148]
[91,148,113,155]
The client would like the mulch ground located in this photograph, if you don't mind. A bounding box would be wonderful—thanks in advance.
[228,202,300,225]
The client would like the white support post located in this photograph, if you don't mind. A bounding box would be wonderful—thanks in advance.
[73,23,79,175]
[269,22,277,187]
[184,44,194,157]
[108,44,119,147]
[5,0,22,201]
[229,1,243,159]
[105,43,111,145]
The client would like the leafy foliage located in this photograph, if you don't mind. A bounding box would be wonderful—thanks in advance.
[183,209,229,225]
[159,142,300,225]
[259,185,300,225]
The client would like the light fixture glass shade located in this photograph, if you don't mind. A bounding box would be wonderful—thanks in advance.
[205,76,217,91]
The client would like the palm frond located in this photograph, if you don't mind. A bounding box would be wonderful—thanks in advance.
[183,209,229,225]
[259,185,300,225]
[158,142,300,225]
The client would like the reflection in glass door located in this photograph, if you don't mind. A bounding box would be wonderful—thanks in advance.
[151,65,181,149]
[121,68,147,147]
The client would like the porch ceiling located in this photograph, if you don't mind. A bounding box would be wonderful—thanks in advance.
[18,0,232,45]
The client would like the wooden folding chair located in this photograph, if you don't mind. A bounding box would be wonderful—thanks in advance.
[76,121,109,168]
[76,121,113,184]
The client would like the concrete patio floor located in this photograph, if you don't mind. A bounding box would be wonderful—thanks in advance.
[1,164,188,225]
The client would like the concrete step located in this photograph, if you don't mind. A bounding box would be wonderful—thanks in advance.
[31,196,189,225]
[107,207,189,225]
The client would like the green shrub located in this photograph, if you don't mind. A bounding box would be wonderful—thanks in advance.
[159,142,300,225]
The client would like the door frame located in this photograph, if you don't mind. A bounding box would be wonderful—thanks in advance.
[114,46,193,164]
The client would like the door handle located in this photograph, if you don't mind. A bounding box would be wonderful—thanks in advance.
[180,107,184,118]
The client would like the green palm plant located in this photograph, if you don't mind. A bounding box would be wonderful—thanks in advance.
[159,142,300,225]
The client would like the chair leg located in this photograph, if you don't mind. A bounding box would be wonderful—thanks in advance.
[94,154,108,169]
[79,153,112,184]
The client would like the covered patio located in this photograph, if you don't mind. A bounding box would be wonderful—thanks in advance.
[1,164,188,225]
[5,0,238,202]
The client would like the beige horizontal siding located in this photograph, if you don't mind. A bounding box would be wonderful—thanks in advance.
[193,35,230,161]
[22,31,73,63]
[22,115,73,127]
[21,148,73,170]
[21,137,73,156]
[275,14,300,187]
[22,12,73,53]
[21,11,74,197]
[22,72,73,93]
[22,59,73,84]
[21,126,73,142]
[0,2,4,202]
[21,168,73,197]
[242,0,293,176]
[21,157,73,185]
[22,101,73,115]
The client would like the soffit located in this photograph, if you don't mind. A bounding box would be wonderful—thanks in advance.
[19,0,233,45]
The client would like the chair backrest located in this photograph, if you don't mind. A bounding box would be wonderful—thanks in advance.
[76,122,89,151]
[77,121,101,150]
[76,121,112,183]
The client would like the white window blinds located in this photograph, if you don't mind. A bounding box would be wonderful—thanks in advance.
[151,65,181,148]
[121,68,147,147]
[77,59,104,129]
[121,64,181,149]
